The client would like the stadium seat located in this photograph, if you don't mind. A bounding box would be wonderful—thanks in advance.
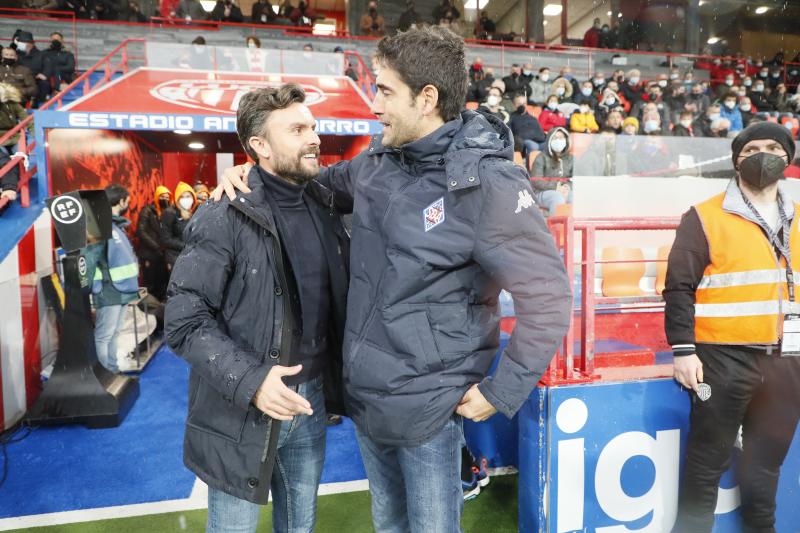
[554,203,573,216]
[466,102,479,110]
[514,151,524,166]
[655,245,671,295]
[781,116,799,138]
[527,150,540,171]
[601,247,646,297]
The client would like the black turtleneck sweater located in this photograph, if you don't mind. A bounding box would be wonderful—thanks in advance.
[260,168,330,385]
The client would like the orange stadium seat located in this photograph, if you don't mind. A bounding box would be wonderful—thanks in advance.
[514,151,524,166]
[466,102,479,110]
[554,203,573,216]
[601,247,646,297]
[781,116,799,138]
[526,105,542,118]
[655,245,671,295]
[527,150,540,171]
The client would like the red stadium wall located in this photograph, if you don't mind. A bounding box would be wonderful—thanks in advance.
[48,128,164,235]
[162,152,218,191]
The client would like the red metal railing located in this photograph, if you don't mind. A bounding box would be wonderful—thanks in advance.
[0,38,143,210]
[542,216,680,385]
[345,50,376,99]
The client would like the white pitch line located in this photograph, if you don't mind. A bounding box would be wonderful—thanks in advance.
[0,469,514,530]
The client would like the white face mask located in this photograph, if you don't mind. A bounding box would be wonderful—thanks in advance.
[740,104,752,112]
[581,87,592,96]
[724,101,736,110]
[16,42,28,53]
[555,86,565,96]
[487,95,500,107]
[540,73,550,82]
[604,97,616,106]
[658,80,668,88]
[523,69,532,76]
[547,101,558,110]
[629,77,640,85]
[550,137,567,153]
[594,78,604,86]
[754,85,764,92]
[744,79,752,86]
[680,119,693,128]
[580,106,590,114]
[643,119,660,133]
[725,79,734,86]
[179,197,194,210]
[708,113,720,121]
[248,41,257,49]
[669,73,679,80]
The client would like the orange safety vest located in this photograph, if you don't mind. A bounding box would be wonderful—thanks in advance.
[694,192,800,345]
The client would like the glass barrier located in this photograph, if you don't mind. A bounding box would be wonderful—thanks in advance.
[144,42,345,76]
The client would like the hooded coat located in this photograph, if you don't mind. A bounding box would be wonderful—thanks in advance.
[530,127,574,192]
[137,185,170,262]
[318,110,572,445]
[161,181,196,267]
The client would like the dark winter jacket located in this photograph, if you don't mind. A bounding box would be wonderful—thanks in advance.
[530,127,574,191]
[319,110,572,446]
[509,106,546,144]
[165,170,349,504]
[160,206,190,266]
[17,47,48,78]
[137,203,163,261]
[43,46,76,85]
[209,0,243,21]
[251,0,275,22]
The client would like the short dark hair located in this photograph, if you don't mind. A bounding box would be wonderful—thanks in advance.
[105,184,129,207]
[236,83,306,161]
[192,36,206,45]
[246,36,261,47]
[374,26,467,122]
[50,31,63,39]
[723,92,738,101]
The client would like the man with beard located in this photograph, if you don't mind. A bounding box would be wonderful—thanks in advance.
[165,84,350,533]
[665,122,800,532]
[216,27,571,532]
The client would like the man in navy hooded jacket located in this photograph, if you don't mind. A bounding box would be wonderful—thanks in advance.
[218,26,571,533]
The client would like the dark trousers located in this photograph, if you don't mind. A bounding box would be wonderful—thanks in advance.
[140,254,168,301]
[674,344,800,533]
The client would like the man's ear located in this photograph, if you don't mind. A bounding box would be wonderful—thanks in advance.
[248,136,271,160]
[419,84,440,117]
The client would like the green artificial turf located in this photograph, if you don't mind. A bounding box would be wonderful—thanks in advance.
[15,475,519,533]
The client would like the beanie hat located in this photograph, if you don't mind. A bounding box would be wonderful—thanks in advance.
[623,117,639,130]
[731,121,796,169]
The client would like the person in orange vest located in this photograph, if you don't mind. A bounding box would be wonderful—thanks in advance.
[664,122,800,533]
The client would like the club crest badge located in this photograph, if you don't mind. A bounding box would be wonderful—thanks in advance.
[424,197,445,232]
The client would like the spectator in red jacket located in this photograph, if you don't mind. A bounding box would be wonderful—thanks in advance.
[582,18,601,48]
[539,94,567,133]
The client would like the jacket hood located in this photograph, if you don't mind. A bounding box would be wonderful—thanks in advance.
[367,110,513,190]
[550,78,574,99]
[545,126,571,158]
[174,181,197,211]
[0,83,21,104]
[154,185,171,216]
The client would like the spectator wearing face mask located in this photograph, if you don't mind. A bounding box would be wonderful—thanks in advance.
[768,68,782,89]
[591,71,607,92]
[13,31,49,106]
[466,68,493,103]
[474,10,494,39]
[43,32,75,89]
[520,63,534,84]
[640,104,666,136]
[693,103,721,137]
[672,110,698,137]
[210,0,243,21]
[719,92,744,132]
[595,87,626,125]
[557,66,579,97]
[687,83,710,114]
[0,47,35,101]
[84,184,140,374]
[531,127,573,216]
[539,94,567,133]
[622,116,639,136]
[194,183,211,202]
[572,80,597,108]
[716,73,736,100]
[621,68,644,104]
[250,0,275,23]
[636,83,672,129]
[570,103,599,134]
[709,117,731,138]
[175,0,207,19]
[747,79,770,112]
[529,67,552,106]
[0,83,32,208]
[161,181,197,271]
[503,64,528,99]
[583,18,601,48]
[137,185,170,301]
[550,78,573,104]
[477,86,509,124]
[509,93,545,168]
[739,97,756,127]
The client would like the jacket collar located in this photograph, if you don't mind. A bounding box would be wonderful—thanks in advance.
[721,178,795,226]
[226,166,279,236]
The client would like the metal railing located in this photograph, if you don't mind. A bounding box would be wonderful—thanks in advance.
[542,216,679,385]
[0,38,144,210]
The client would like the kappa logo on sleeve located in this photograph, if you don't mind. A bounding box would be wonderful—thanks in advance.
[424,197,446,232]
[514,190,535,214]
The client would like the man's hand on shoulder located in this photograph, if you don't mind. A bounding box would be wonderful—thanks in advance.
[212,162,253,201]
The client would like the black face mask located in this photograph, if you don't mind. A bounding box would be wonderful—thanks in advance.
[50,39,63,51]
[1,58,15,66]
[739,152,787,189]
[158,198,170,209]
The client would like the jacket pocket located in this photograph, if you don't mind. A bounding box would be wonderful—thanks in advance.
[424,303,474,363]
[187,377,249,443]
[411,310,444,373]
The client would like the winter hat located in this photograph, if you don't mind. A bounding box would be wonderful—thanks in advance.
[622,117,639,130]
[731,121,796,169]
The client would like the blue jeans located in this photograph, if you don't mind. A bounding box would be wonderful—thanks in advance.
[356,415,465,533]
[94,304,127,372]
[206,376,327,533]
[536,187,573,217]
